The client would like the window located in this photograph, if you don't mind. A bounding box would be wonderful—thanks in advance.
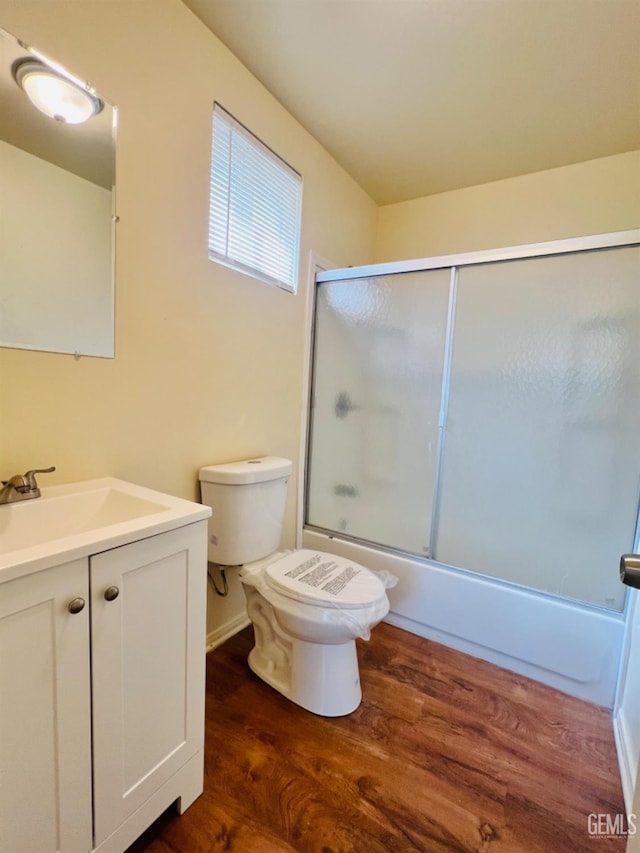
[209,103,302,293]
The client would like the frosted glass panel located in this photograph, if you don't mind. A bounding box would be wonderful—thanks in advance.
[307,270,450,555]
[437,247,640,610]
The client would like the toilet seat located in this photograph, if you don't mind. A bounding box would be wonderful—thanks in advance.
[264,549,386,609]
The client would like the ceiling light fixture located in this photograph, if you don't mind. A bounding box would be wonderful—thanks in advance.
[12,58,103,125]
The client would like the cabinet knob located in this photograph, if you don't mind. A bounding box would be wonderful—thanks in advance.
[68,597,85,614]
[104,585,120,602]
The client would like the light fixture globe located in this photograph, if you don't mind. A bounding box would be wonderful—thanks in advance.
[12,58,103,125]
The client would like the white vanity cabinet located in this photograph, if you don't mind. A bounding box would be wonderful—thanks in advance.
[91,523,207,849]
[0,511,208,853]
[0,557,93,853]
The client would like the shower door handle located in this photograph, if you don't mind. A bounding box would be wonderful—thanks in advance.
[620,554,640,589]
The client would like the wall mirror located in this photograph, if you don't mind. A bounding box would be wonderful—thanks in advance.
[0,26,116,358]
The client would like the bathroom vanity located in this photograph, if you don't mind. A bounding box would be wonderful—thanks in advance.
[0,478,211,853]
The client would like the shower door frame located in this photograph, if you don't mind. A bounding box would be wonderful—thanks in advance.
[301,228,640,709]
[313,229,640,284]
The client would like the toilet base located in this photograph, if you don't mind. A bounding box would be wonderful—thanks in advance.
[248,637,362,717]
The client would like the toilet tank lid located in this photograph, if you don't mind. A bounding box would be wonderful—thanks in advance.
[199,456,293,485]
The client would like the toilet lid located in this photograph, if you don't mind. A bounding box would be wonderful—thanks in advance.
[265,549,386,608]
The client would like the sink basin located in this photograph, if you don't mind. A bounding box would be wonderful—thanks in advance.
[0,477,211,581]
[0,487,167,550]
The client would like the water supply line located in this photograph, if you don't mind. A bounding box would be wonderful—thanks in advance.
[207,564,229,597]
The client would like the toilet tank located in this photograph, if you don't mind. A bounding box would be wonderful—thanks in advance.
[199,457,293,565]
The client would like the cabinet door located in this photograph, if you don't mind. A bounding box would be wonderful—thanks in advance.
[91,523,207,845]
[0,559,92,853]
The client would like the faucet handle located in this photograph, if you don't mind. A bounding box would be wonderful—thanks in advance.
[23,466,56,489]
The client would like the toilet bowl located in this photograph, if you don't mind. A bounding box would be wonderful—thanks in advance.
[198,457,395,717]
[239,550,390,716]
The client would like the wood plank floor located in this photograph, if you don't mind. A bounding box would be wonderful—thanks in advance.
[128,623,627,852]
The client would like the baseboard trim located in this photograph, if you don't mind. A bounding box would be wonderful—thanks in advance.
[614,710,636,813]
[206,614,251,653]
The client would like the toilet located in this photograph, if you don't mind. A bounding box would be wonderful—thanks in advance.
[199,456,392,716]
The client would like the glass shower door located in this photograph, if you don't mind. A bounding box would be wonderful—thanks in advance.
[307,270,451,556]
[436,246,640,610]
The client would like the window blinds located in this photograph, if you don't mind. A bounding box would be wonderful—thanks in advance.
[209,103,302,292]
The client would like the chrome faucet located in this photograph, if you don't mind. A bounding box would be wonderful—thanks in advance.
[0,467,56,504]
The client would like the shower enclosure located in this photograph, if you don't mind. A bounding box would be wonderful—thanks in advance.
[303,231,640,705]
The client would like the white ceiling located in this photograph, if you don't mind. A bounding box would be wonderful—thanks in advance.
[183,0,640,205]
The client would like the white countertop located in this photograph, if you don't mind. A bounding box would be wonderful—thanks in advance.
[0,477,211,583]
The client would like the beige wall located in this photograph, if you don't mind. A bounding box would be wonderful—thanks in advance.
[375,151,640,262]
[0,0,376,513]
[2,2,638,644]
[0,0,376,641]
